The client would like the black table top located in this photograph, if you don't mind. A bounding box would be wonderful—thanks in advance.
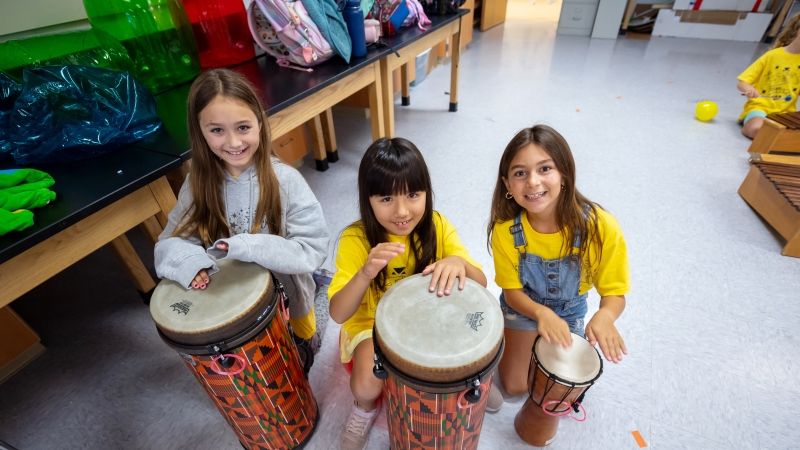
[0,147,182,265]
[134,11,466,161]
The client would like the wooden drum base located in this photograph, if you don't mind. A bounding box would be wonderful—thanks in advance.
[514,398,559,446]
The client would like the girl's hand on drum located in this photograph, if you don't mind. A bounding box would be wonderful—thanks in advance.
[585,311,627,364]
[360,243,405,280]
[193,269,210,290]
[537,309,573,349]
[422,256,467,296]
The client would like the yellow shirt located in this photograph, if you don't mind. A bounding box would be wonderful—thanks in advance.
[330,212,481,361]
[491,209,630,297]
[738,47,800,121]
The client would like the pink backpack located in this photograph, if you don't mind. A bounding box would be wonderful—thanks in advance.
[247,0,335,72]
[403,0,431,30]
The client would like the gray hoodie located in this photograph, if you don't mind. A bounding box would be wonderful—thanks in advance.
[154,158,329,320]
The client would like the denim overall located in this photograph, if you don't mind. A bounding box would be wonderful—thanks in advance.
[498,213,588,335]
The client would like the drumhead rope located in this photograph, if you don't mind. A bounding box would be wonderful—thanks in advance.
[529,334,603,416]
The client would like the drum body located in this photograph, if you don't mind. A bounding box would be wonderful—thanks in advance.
[150,260,318,450]
[374,274,505,450]
[514,333,602,446]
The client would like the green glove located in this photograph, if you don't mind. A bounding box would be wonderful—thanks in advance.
[0,208,34,235]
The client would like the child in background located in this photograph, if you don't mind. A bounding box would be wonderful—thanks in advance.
[737,13,800,139]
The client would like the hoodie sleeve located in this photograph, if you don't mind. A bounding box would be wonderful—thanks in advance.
[207,164,329,274]
[154,177,219,288]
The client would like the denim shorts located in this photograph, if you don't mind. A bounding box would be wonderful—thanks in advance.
[499,294,587,336]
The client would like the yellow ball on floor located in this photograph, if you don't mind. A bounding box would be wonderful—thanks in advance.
[695,101,718,122]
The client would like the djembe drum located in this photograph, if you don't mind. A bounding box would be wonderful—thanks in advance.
[373,274,504,450]
[150,259,318,450]
[514,333,603,446]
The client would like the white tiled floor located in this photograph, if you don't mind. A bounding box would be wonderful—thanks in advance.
[2,2,799,449]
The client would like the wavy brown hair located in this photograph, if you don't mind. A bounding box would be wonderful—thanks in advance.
[172,69,282,246]
[487,125,602,267]
[355,137,436,291]
[773,13,800,49]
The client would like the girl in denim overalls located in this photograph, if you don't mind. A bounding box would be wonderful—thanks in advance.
[486,125,631,407]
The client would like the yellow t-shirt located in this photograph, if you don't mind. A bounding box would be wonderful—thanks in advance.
[738,47,800,121]
[330,212,481,362]
[491,209,629,297]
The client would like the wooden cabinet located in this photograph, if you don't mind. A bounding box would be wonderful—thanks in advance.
[0,307,45,385]
[272,124,310,168]
[473,0,508,31]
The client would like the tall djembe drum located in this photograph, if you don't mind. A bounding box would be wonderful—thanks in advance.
[373,274,505,450]
[150,259,318,449]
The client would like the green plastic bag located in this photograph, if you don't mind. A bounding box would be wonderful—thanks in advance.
[0,29,134,82]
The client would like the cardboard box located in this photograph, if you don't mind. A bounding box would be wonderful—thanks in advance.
[652,9,771,41]
[672,0,767,13]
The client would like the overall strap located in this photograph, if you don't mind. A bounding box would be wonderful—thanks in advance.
[509,213,528,256]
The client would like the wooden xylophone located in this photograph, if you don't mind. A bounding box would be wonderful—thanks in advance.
[748,112,800,155]
[739,153,800,258]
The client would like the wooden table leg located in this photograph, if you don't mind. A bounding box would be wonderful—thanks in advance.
[321,108,339,163]
[109,234,157,303]
[139,215,163,244]
[379,58,394,138]
[165,160,192,197]
[0,306,45,385]
[149,176,178,228]
[401,63,411,106]
[307,115,329,172]
[368,61,386,141]
[449,26,461,112]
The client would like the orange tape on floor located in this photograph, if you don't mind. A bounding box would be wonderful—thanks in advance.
[631,430,647,448]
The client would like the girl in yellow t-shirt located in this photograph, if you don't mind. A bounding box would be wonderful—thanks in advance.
[487,125,631,401]
[329,137,486,450]
[737,13,800,139]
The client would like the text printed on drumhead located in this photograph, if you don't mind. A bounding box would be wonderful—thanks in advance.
[171,300,193,315]
[465,312,484,331]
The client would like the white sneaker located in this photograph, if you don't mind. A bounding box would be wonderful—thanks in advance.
[340,399,381,450]
[486,381,504,413]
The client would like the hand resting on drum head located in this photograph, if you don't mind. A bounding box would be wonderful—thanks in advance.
[422,254,486,296]
[190,242,229,290]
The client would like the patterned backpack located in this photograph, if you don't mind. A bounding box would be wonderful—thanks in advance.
[247,0,335,72]
[403,0,431,30]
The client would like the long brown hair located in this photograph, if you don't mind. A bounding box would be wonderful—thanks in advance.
[486,125,602,266]
[172,69,282,246]
[774,13,800,49]
[355,137,436,291]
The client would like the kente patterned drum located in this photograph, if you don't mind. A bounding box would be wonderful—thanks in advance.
[150,259,318,449]
[373,274,504,450]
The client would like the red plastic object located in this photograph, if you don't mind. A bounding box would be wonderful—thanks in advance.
[182,0,255,68]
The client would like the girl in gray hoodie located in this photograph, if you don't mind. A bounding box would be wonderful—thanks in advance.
[154,69,329,357]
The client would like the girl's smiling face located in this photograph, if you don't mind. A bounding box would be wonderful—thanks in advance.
[503,143,563,222]
[369,191,427,236]
[199,95,261,177]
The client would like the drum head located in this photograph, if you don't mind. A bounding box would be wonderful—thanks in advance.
[534,333,601,385]
[375,274,504,383]
[150,259,274,346]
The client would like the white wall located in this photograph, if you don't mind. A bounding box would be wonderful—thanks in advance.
[0,0,88,40]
